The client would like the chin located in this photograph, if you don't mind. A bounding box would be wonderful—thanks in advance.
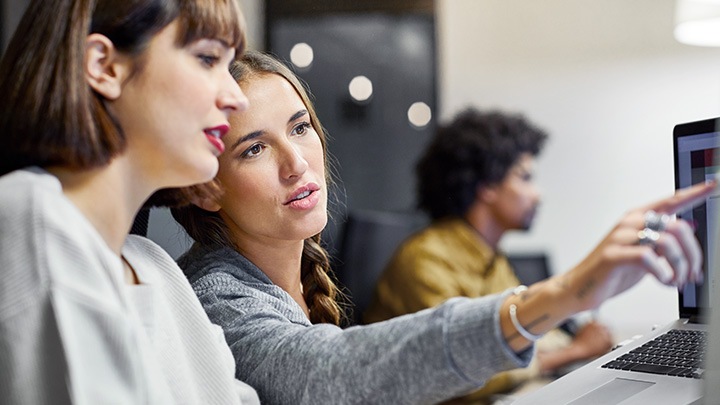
[186,159,219,186]
[165,165,217,190]
[520,219,535,231]
[306,212,328,238]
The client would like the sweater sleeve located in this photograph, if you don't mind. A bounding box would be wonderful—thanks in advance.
[194,277,531,405]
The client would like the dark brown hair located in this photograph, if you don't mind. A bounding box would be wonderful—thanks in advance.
[417,108,548,220]
[0,0,245,176]
[172,50,344,325]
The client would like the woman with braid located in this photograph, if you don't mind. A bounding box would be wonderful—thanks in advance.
[171,50,716,405]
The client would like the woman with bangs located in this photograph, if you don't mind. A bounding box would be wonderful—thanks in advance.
[0,0,258,404]
[172,50,716,404]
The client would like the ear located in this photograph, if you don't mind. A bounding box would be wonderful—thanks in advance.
[476,183,498,205]
[192,195,222,212]
[189,180,224,212]
[85,33,130,100]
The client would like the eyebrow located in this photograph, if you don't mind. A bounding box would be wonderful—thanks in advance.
[231,109,309,151]
[231,130,263,151]
[290,109,308,123]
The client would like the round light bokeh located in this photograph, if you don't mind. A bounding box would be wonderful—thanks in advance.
[407,102,432,128]
[348,75,373,102]
[290,42,314,69]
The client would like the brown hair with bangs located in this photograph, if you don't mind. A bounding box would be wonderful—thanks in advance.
[0,0,245,177]
[175,0,246,57]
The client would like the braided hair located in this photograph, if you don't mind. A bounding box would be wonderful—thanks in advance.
[171,50,342,325]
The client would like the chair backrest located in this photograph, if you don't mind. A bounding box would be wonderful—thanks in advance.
[506,252,552,287]
[335,209,427,325]
[130,208,150,236]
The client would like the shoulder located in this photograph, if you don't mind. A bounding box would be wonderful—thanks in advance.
[178,244,271,287]
[179,249,311,326]
[124,234,174,260]
[393,219,468,260]
[191,265,274,304]
[195,270,313,328]
[0,168,89,240]
[0,168,63,219]
[123,235,191,287]
[0,169,115,319]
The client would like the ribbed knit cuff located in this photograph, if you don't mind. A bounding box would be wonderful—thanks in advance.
[443,290,534,384]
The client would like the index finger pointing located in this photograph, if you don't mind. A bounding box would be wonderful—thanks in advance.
[645,180,718,215]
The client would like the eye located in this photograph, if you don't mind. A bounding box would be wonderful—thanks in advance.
[241,143,265,158]
[291,122,312,137]
[198,54,220,67]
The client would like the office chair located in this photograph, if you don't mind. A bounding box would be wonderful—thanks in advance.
[130,208,150,237]
[334,209,427,326]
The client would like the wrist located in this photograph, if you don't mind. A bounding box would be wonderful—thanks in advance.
[552,264,600,314]
[500,279,574,352]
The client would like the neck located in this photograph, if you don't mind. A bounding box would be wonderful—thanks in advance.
[464,204,505,250]
[47,157,152,255]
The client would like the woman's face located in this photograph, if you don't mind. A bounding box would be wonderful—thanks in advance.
[109,20,247,189]
[213,73,327,247]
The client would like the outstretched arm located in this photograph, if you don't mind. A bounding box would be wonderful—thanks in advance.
[498,180,717,353]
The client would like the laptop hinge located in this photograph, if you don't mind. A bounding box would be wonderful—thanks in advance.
[688,314,706,324]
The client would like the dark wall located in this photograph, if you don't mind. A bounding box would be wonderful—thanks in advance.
[0,2,3,52]
[1,0,29,55]
[266,3,437,253]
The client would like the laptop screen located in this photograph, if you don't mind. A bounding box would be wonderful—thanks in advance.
[673,117,720,319]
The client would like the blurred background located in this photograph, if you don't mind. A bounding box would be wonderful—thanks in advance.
[3,0,719,342]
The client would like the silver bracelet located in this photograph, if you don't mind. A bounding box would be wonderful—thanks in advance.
[509,285,543,342]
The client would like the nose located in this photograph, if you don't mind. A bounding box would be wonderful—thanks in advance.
[531,185,541,205]
[218,73,249,113]
[279,142,309,181]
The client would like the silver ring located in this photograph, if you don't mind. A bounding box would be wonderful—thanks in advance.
[637,228,661,247]
[644,210,671,232]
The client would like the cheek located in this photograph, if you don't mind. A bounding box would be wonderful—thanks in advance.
[307,141,326,176]
[217,170,263,210]
[172,72,214,117]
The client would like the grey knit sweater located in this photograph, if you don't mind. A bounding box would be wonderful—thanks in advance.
[178,243,532,405]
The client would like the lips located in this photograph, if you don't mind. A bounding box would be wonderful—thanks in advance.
[205,124,229,154]
[284,183,320,204]
[284,183,321,210]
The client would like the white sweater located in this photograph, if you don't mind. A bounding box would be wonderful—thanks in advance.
[0,168,259,405]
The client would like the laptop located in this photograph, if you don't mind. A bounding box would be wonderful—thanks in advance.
[514,117,720,405]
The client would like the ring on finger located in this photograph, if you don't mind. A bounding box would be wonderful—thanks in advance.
[644,210,671,232]
[637,228,661,248]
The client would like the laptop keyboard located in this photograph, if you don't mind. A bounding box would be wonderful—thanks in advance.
[601,329,706,379]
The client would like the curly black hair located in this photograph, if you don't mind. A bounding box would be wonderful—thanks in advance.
[416,108,548,220]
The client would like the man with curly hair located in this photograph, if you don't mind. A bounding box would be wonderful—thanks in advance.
[364,108,613,404]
